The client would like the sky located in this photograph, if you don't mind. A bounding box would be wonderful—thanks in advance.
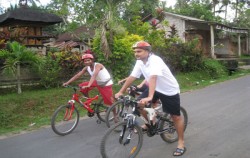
[1,0,177,10]
[0,0,51,9]
[0,0,234,20]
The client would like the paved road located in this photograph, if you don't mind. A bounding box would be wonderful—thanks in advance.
[0,75,250,158]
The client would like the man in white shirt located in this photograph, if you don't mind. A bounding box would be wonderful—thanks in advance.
[115,41,186,156]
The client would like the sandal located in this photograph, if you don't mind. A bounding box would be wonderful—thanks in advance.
[173,147,186,156]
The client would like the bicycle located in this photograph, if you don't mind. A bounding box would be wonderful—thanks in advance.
[51,85,109,136]
[105,85,162,128]
[100,97,188,158]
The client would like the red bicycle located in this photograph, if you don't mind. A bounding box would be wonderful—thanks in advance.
[51,85,108,136]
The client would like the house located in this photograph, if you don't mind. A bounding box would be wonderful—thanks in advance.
[145,11,249,59]
[45,25,95,53]
[0,4,62,54]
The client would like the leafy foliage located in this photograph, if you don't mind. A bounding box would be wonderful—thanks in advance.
[161,39,204,73]
[38,53,62,88]
[0,41,40,93]
[174,1,222,22]
[93,33,143,81]
[202,58,227,78]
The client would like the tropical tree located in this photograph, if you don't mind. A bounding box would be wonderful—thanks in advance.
[0,41,40,94]
[220,0,231,21]
[211,0,220,16]
[174,1,218,21]
[18,0,41,6]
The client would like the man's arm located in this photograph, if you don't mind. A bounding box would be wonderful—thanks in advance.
[139,75,157,104]
[137,79,147,88]
[115,76,136,98]
[63,67,87,86]
[147,75,157,100]
[118,77,128,85]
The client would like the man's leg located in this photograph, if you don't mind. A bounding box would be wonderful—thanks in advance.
[157,92,185,156]
[172,115,185,150]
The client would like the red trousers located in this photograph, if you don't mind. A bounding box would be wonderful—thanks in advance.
[79,80,113,106]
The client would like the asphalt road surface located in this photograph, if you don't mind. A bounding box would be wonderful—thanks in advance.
[0,75,250,158]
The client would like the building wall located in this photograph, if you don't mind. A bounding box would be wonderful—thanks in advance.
[162,15,186,41]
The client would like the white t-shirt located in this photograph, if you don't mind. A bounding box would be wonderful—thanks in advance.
[87,63,113,86]
[130,54,180,96]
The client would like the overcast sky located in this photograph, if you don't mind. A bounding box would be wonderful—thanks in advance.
[0,0,51,9]
[1,0,176,10]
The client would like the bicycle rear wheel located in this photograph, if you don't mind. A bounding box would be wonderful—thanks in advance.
[100,121,143,158]
[105,101,122,128]
[96,99,109,122]
[159,106,188,143]
[51,105,79,136]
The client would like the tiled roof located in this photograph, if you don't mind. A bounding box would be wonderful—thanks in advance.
[57,26,95,42]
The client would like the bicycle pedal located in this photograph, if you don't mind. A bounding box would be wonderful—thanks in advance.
[87,111,94,117]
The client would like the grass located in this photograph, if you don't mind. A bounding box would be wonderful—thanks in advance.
[0,69,250,136]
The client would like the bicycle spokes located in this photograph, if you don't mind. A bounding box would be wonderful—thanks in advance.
[100,122,143,158]
[51,105,79,136]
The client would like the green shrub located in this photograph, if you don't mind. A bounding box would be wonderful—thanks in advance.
[93,33,143,81]
[38,54,61,88]
[201,58,227,79]
[161,39,204,73]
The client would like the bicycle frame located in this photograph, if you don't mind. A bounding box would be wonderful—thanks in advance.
[120,99,172,136]
[67,86,99,114]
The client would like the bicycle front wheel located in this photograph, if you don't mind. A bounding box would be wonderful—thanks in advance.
[100,121,143,158]
[159,106,188,143]
[51,105,79,136]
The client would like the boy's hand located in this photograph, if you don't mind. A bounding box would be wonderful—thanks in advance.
[63,83,68,87]
[139,97,152,106]
[115,92,123,99]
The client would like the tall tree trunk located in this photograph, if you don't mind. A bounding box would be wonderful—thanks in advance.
[17,63,22,94]
[100,24,111,59]
[235,0,239,19]
[225,5,228,21]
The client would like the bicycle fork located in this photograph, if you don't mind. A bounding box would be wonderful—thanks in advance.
[119,115,136,146]
[64,101,75,121]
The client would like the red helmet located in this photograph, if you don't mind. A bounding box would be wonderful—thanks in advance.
[82,54,94,60]
[132,41,151,51]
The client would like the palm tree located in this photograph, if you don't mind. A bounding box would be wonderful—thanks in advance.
[0,41,40,94]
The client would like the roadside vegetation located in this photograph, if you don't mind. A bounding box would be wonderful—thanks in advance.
[1,68,250,136]
[1,0,250,136]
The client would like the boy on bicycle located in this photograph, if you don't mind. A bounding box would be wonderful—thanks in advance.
[63,49,114,109]
[115,41,186,156]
